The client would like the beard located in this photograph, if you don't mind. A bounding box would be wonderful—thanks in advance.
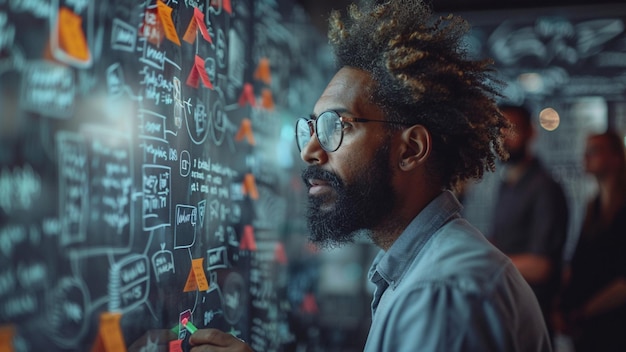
[301,146,395,249]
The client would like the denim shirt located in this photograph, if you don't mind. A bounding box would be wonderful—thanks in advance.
[365,191,552,352]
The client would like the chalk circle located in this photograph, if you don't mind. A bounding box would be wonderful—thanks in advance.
[45,277,90,348]
[222,271,246,324]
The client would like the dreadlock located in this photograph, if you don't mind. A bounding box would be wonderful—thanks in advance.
[327,0,508,190]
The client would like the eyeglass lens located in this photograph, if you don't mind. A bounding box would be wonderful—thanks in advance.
[295,111,343,152]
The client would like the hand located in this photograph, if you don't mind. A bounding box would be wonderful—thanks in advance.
[189,328,254,352]
[127,329,177,352]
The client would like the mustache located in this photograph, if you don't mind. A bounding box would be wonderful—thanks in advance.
[301,165,343,189]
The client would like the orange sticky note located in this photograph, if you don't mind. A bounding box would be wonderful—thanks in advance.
[156,0,181,45]
[242,173,259,200]
[186,55,214,89]
[58,7,90,62]
[0,325,15,352]
[253,58,271,85]
[169,339,183,352]
[183,258,210,292]
[235,118,255,145]
[237,83,256,107]
[239,225,257,251]
[183,8,212,44]
[91,312,126,352]
[260,88,275,111]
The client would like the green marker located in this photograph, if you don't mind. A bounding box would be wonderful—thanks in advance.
[182,318,197,334]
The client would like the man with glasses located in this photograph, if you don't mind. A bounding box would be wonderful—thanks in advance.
[188,0,551,350]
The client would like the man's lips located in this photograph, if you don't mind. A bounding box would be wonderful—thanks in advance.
[307,178,332,195]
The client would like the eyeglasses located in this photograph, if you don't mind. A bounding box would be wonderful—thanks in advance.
[295,110,412,152]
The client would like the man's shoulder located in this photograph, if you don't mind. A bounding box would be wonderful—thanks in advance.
[399,218,516,293]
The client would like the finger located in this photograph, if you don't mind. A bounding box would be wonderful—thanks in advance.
[188,328,235,347]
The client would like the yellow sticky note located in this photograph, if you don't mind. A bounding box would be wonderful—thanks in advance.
[156,0,181,46]
[58,7,90,61]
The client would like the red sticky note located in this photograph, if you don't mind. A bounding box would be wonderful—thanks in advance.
[184,8,212,44]
[274,242,288,265]
[211,0,232,14]
[186,56,214,89]
[169,339,183,352]
[301,293,318,314]
[140,8,164,45]
[239,225,257,251]
[237,83,256,107]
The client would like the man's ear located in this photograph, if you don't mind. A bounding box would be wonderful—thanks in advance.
[399,125,431,171]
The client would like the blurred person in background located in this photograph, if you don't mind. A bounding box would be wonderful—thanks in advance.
[557,130,626,352]
[489,104,569,347]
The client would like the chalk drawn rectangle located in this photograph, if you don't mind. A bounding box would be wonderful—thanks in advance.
[56,132,88,246]
[206,247,228,271]
[139,109,167,141]
[110,255,150,312]
[139,39,166,70]
[142,165,171,230]
[174,205,197,248]
[111,18,136,52]
[20,61,75,118]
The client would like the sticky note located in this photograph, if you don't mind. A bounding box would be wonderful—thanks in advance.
[239,225,257,251]
[235,118,255,145]
[169,339,183,352]
[238,83,256,107]
[0,325,15,352]
[183,258,210,292]
[58,7,90,62]
[274,242,288,265]
[253,58,271,85]
[140,8,164,45]
[260,88,275,111]
[242,173,259,200]
[186,55,214,89]
[156,0,181,45]
[183,7,212,44]
[301,293,318,314]
[91,312,126,352]
[211,0,232,15]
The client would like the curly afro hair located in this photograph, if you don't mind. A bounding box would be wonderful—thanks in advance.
[327,0,508,191]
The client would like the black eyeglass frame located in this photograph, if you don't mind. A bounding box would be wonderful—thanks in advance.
[295,110,413,153]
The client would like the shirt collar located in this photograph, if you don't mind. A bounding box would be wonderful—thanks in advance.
[368,190,463,288]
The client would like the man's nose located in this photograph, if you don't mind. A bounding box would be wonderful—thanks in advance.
[300,133,328,165]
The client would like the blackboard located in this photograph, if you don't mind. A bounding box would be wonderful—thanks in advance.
[0,0,333,350]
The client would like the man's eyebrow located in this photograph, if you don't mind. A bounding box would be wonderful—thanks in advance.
[309,108,350,119]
